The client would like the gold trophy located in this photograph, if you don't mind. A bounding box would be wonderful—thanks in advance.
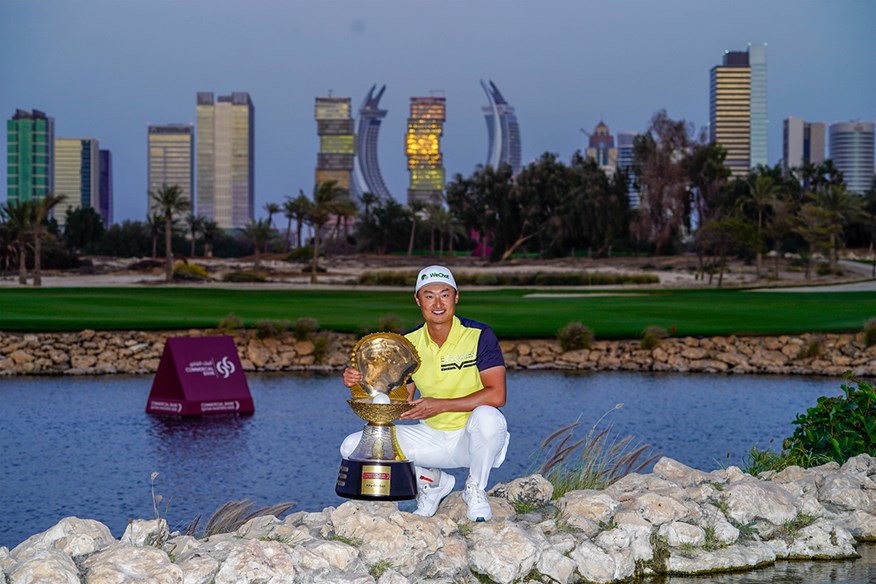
[336,332,420,500]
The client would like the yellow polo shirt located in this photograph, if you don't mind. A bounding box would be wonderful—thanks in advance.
[405,315,505,431]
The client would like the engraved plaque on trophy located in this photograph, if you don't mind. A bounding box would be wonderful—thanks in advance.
[335,332,420,501]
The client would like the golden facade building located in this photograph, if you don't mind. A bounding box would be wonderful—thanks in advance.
[147,123,193,217]
[406,96,446,207]
[54,137,99,227]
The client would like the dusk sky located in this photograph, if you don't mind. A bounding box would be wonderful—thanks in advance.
[2,1,874,224]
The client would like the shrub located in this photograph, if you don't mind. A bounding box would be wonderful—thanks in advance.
[783,373,876,465]
[255,319,290,339]
[741,445,799,475]
[863,318,876,347]
[640,326,668,350]
[312,333,330,364]
[284,246,314,262]
[217,312,243,333]
[376,314,404,334]
[222,271,267,283]
[173,263,211,281]
[556,321,594,351]
[357,271,411,287]
[292,317,319,341]
[797,336,823,360]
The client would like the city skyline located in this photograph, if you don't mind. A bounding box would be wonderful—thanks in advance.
[1,1,874,223]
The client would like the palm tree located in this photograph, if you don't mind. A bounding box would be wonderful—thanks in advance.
[185,214,204,258]
[263,202,281,253]
[284,192,312,250]
[149,185,191,282]
[242,218,273,270]
[4,201,32,285]
[406,200,426,257]
[806,184,867,274]
[741,175,779,277]
[359,192,378,224]
[306,180,347,284]
[201,219,219,258]
[31,193,66,286]
[333,196,358,255]
[146,213,163,259]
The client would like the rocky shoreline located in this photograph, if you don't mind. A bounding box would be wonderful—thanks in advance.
[3,455,875,583]
[0,329,874,377]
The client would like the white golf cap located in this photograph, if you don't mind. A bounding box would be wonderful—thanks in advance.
[415,265,457,293]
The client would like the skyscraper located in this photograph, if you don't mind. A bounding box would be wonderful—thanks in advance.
[709,43,767,177]
[147,123,193,216]
[54,138,99,227]
[315,96,355,191]
[99,149,113,228]
[617,131,640,209]
[584,121,617,173]
[7,109,54,205]
[352,85,392,201]
[480,80,521,175]
[196,92,254,229]
[406,96,446,207]
[782,116,825,175]
[829,121,875,194]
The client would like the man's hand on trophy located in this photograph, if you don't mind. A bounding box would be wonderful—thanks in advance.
[399,397,443,420]
[343,367,363,388]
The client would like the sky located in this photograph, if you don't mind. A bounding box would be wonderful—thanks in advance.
[2,0,875,224]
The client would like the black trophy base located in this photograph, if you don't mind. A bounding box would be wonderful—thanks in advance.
[336,457,417,501]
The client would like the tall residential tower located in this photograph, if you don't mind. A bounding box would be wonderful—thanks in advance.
[315,96,355,191]
[352,85,392,201]
[196,92,254,229]
[7,109,54,205]
[406,96,446,207]
[709,43,767,177]
[147,123,193,216]
[480,80,521,174]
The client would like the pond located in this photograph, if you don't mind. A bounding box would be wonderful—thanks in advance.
[2,370,873,582]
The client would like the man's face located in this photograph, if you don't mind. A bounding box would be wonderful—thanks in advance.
[415,284,458,326]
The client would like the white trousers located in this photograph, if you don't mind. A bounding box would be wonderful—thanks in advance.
[340,405,510,488]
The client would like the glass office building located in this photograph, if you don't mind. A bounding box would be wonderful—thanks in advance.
[7,109,54,205]
[829,121,875,194]
[54,138,99,227]
[710,50,752,177]
[147,123,193,217]
[406,96,446,207]
[782,117,825,176]
[196,92,254,229]
[617,131,640,209]
[748,43,768,168]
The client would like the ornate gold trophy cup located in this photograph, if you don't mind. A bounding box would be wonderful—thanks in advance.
[336,333,421,501]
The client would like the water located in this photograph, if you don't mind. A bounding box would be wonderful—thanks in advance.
[2,370,874,582]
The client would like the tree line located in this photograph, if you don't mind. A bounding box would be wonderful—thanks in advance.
[2,110,875,286]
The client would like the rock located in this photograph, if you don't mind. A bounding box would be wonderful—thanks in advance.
[763,519,858,559]
[723,477,798,525]
[658,521,706,547]
[121,519,169,547]
[557,490,620,531]
[82,543,183,583]
[653,457,711,487]
[819,472,876,513]
[569,540,621,584]
[666,542,775,575]
[212,539,297,584]
[9,350,34,364]
[7,547,80,584]
[467,522,541,584]
[12,517,115,561]
[489,474,553,507]
[628,492,689,526]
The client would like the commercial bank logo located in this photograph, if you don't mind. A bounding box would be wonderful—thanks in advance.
[184,355,236,379]
[216,356,235,379]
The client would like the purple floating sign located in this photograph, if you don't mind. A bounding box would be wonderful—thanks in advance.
[146,336,254,416]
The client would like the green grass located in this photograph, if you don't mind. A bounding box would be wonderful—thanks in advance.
[0,287,875,338]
